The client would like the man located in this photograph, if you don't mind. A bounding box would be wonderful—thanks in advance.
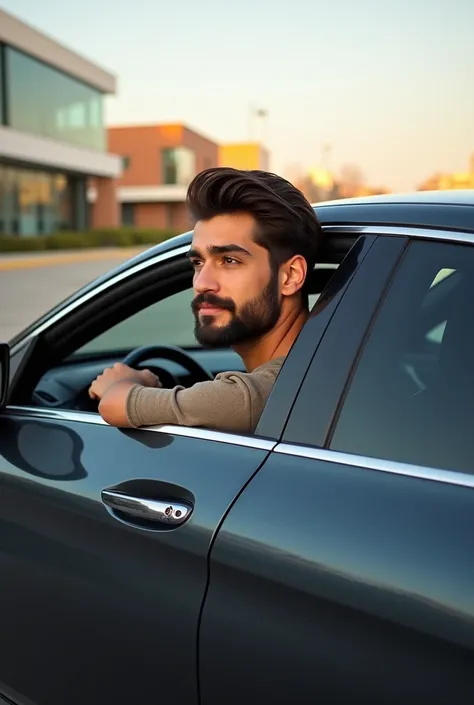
[89,167,323,433]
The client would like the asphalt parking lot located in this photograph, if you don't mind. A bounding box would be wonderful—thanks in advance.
[0,249,145,341]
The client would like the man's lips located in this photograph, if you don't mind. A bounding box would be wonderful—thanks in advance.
[199,304,226,314]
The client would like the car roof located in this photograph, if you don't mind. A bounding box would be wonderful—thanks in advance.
[315,189,474,208]
[313,189,474,232]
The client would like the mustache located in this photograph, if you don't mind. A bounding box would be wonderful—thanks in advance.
[191,293,236,313]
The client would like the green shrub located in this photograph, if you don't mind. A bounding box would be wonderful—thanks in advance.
[0,236,46,252]
[0,227,179,253]
[43,233,91,250]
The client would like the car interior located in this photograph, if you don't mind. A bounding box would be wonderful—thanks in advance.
[395,266,474,471]
[397,268,460,396]
[331,249,474,473]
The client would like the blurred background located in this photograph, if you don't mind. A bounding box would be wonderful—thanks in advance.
[0,0,472,338]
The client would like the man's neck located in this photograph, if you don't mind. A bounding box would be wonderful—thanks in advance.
[234,306,309,372]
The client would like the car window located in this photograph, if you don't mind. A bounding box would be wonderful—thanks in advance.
[329,240,474,475]
[78,287,198,354]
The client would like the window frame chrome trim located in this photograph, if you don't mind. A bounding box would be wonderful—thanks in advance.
[4,410,474,483]
[3,406,276,451]
[151,424,276,450]
[274,442,474,490]
[5,406,109,426]
[323,224,474,246]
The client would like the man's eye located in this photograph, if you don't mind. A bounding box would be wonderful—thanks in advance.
[191,259,202,268]
[223,256,239,265]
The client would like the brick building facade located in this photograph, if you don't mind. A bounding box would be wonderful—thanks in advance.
[108,123,218,232]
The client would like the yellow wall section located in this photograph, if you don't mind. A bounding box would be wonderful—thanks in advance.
[219,143,269,170]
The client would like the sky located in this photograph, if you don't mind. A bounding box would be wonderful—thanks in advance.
[1,0,473,191]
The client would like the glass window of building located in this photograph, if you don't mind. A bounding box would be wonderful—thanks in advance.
[162,147,196,185]
[6,47,105,151]
[0,165,73,236]
[121,203,135,226]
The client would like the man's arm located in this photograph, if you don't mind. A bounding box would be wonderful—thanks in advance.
[98,380,139,427]
[122,376,255,432]
[89,360,283,433]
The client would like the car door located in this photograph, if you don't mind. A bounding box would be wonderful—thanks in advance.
[0,406,276,705]
[199,231,474,705]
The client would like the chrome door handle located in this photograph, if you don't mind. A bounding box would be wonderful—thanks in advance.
[101,489,193,526]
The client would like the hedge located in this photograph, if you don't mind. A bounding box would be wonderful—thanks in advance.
[0,228,179,253]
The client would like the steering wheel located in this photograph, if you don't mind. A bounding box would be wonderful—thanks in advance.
[122,344,213,386]
[74,344,213,412]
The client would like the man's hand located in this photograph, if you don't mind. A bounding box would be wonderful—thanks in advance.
[89,362,160,401]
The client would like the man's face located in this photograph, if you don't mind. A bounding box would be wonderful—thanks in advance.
[187,213,281,348]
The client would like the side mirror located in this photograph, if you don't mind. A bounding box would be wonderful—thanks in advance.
[0,342,10,410]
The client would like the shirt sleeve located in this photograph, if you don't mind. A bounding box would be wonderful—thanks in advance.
[125,367,278,434]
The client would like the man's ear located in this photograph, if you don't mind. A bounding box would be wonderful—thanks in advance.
[280,255,307,297]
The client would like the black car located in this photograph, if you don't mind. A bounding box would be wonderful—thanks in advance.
[1,190,474,705]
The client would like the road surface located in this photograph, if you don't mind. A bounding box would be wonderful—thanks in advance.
[0,248,146,341]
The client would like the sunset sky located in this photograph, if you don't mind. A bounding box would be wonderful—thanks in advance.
[2,0,472,191]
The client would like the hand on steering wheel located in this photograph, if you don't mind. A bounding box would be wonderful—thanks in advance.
[122,344,213,387]
[77,345,213,412]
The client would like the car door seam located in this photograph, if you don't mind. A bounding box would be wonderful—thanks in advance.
[195,446,275,705]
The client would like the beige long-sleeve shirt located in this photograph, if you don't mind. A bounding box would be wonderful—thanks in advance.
[125,356,285,434]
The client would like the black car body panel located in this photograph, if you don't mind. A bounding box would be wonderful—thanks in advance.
[319,202,474,233]
[0,412,271,705]
[200,451,474,705]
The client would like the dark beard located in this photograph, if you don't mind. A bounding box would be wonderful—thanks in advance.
[192,272,281,348]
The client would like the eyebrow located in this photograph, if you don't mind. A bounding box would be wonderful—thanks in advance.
[186,244,252,259]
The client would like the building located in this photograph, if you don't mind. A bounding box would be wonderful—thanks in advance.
[0,8,121,236]
[418,154,474,191]
[218,142,270,171]
[107,123,218,232]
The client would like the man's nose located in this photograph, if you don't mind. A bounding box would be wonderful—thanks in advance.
[194,264,220,294]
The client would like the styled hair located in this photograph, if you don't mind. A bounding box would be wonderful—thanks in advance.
[186,167,323,299]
